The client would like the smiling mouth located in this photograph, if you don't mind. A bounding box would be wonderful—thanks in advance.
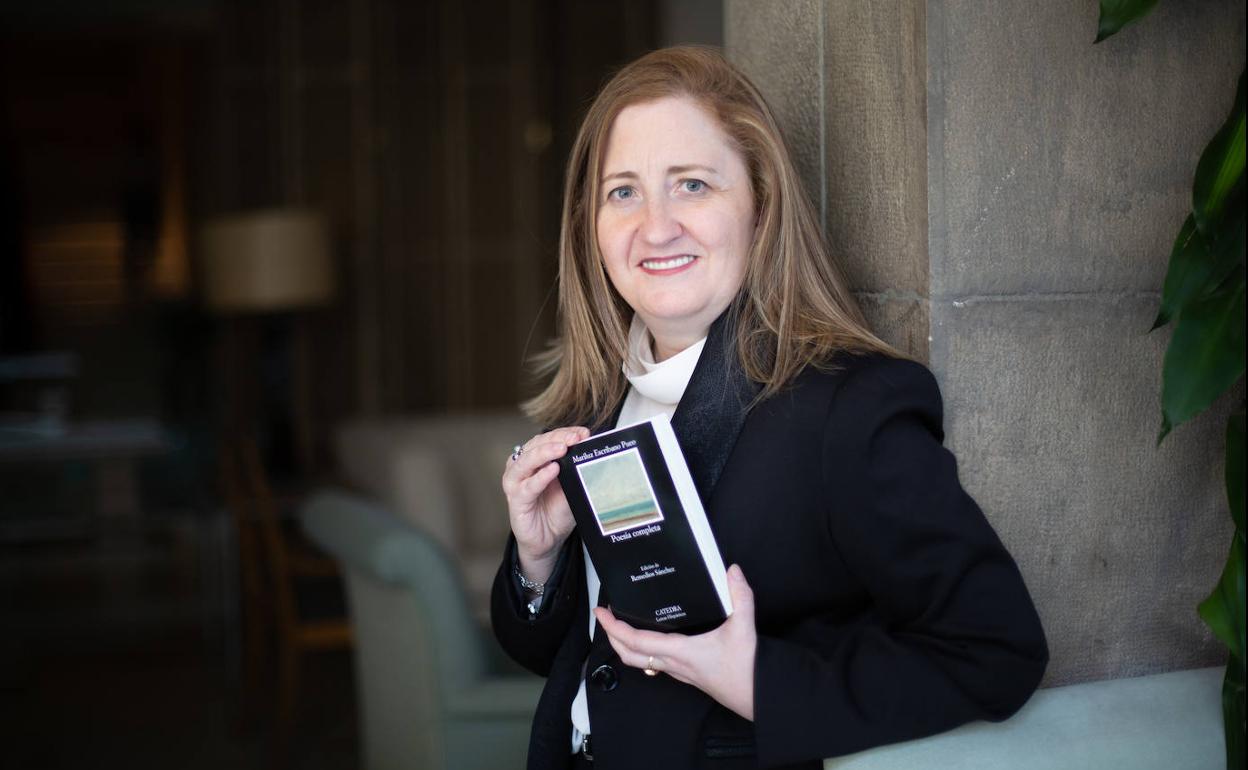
[640,255,698,272]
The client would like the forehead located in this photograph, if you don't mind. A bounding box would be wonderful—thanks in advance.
[601,96,742,172]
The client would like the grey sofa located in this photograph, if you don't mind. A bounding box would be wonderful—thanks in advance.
[300,489,543,770]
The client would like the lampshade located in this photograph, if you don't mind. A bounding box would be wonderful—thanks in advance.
[199,208,335,313]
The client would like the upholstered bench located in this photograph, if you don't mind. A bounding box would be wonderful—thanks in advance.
[825,666,1224,770]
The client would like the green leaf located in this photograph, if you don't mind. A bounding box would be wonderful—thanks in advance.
[1218,182,1248,270]
[1230,411,1246,533]
[1194,71,1246,235]
[1154,190,1247,330]
[1161,278,1246,429]
[1157,413,1173,445]
[1199,532,1246,661]
[1154,215,1228,328]
[1095,0,1161,43]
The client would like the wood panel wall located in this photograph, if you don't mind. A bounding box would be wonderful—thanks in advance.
[207,0,656,469]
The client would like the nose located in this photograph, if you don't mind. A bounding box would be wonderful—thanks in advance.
[639,197,681,245]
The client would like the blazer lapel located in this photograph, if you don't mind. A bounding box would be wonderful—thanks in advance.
[670,307,760,505]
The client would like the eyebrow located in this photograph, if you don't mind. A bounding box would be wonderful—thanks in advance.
[600,164,720,186]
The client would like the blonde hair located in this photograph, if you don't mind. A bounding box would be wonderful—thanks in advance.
[525,45,897,427]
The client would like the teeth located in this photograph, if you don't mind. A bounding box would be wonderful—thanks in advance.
[641,255,696,270]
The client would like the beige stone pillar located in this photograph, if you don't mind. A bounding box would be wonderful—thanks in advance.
[727,0,1245,685]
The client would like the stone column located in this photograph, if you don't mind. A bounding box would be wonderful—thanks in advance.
[727,0,1245,685]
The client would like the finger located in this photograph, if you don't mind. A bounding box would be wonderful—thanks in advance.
[504,444,567,502]
[726,564,755,622]
[507,439,572,482]
[509,431,565,467]
[554,425,590,441]
[600,629,666,675]
[521,425,588,450]
[601,627,641,663]
[533,426,590,449]
[591,611,639,656]
[507,430,584,480]
[595,613,695,680]
[519,460,561,499]
[594,608,683,657]
[508,428,590,483]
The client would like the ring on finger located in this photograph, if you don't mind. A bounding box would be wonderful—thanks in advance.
[644,655,659,677]
[510,444,524,462]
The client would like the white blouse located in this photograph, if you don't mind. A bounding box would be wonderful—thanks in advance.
[570,315,707,751]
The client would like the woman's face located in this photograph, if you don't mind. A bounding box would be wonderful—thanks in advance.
[595,96,754,353]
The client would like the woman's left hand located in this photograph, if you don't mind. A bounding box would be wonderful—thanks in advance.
[593,563,758,721]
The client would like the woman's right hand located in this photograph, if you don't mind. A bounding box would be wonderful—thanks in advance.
[501,426,591,583]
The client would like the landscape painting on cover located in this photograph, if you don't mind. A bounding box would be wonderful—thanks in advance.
[576,448,665,535]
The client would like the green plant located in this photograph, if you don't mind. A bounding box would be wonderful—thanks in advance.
[1097,3,1246,768]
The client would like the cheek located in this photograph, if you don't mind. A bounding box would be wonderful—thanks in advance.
[596,214,633,267]
[691,209,752,259]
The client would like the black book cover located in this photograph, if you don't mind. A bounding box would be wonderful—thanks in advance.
[557,414,732,634]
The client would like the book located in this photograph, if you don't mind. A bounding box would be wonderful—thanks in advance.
[557,414,733,633]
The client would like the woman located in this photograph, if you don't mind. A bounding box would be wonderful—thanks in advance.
[493,46,1047,770]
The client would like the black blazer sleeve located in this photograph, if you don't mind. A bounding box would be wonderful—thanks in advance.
[490,532,585,677]
[752,357,1048,766]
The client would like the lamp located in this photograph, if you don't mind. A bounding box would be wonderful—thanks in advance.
[200,209,334,314]
[200,208,336,476]
[201,210,349,749]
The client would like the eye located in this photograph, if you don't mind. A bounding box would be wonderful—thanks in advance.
[607,186,636,202]
[679,179,707,194]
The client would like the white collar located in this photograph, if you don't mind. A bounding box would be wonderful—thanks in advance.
[622,315,706,406]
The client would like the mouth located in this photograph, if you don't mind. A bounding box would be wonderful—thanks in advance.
[639,254,698,274]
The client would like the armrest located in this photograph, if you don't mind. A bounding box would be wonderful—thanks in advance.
[301,487,503,692]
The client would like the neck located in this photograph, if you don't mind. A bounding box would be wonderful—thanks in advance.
[649,327,708,363]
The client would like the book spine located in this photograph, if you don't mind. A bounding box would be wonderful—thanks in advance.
[651,417,733,617]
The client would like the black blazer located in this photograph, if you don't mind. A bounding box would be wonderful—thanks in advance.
[491,314,1048,770]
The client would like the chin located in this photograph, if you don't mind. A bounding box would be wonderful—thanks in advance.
[638,305,714,332]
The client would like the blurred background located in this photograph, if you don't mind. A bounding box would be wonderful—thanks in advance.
[0,1,720,767]
[3,1,1244,769]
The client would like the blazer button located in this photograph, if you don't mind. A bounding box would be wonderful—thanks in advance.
[590,664,618,692]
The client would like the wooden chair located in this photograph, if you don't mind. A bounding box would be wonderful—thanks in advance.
[221,435,352,763]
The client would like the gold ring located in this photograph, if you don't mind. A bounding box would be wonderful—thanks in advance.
[644,655,658,676]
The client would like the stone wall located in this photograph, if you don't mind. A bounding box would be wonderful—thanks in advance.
[727,0,1245,685]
